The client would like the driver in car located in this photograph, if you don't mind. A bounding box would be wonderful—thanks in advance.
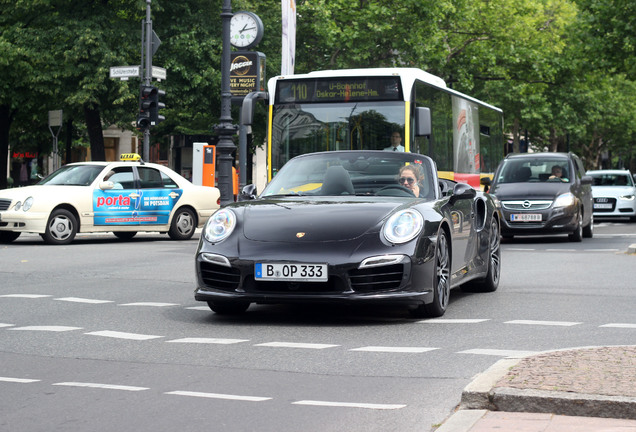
[398,165,424,197]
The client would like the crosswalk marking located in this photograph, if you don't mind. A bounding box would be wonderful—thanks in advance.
[165,391,271,402]
[84,330,162,340]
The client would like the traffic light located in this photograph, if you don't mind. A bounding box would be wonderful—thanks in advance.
[136,85,155,131]
[149,87,165,126]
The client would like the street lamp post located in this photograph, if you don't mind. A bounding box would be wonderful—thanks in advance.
[215,0,237,206]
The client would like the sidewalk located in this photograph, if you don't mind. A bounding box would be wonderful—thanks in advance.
[436,346,636,431]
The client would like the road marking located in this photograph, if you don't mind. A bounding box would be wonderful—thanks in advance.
[167,337,249,344]
[0,377,40,383]
[600,323,636,328]
[418,319,490,324]
[0,323,15,328]
[84,330,163,340]
[0,294,51,298]
[185,306,211,311]
[119,302,179,307]
[546,249,577,252]
[165,391,271,402]
[9,326,82,332]
[350,346,439,353]
[458,349,539,357]
[255,342,339,349]
[54,297,113,304]
[53,382,149,391]
[505,320,581,327]
[506,248,536,251]
[292,400,406,410]
[584,249,619,252]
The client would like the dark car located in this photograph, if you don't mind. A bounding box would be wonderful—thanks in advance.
[194,150,501,318]
[489,152,593,241]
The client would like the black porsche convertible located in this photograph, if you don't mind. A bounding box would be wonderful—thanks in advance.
[194,151,501,318]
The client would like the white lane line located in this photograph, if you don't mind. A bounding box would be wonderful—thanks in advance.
[505,320,581,327]
[506,248,536,251]
[584,249,619,252]
[350,346,439,353]
[119,302,179,307]
[9,326,82,332]
[0,294,51,299]
[255,342,339,349]
[185,306,211,311]
[54,297,113,304]
[0,377,40,383]
[84,330,163,340]
[600,323,636,328]
[0,323,15,328]
[418,319,490,324]
[167,337,249,344]
[458,349,539,357]
[165,391,271,402]
[292,400,406,410]
[546,249,577,252]
[53,382,149,391]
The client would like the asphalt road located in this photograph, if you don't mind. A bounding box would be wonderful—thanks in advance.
[1,220,635,432]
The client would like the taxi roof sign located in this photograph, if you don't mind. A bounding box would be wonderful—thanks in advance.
[120,153,142,162]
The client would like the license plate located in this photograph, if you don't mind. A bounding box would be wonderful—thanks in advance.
[510,213,541,222]
[594,203,613,209]
[255,263,328,282]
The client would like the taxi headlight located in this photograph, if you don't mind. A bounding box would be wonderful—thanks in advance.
[23,197,33,211]
[553,192,575,208]
[14,201,22,211]
[204,208,236,243]
[382,209,423,244]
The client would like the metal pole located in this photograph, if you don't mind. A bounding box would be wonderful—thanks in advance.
[143,0,152,161]
[215,0,237,206]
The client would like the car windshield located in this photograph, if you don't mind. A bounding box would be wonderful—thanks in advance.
[38,164,106,186]
[261,151,437,200]
[495,158,571,184]
[589,173,633,186]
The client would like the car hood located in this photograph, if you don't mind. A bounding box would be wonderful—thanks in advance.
[490,182,572,201]
[591,186,635,198]
[240,198,407,242]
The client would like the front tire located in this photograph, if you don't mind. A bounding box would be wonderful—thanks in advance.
[168,207,196,240]
[42,209,78,245]
[411,230,450,318]
[583,213,593,238]
[568,209,583,242]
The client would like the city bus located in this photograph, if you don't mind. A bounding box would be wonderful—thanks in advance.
[247,68,504,189]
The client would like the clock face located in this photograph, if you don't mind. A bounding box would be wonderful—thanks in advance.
[230,12,262,48]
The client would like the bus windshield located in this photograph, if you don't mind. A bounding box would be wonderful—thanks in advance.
[271,101,405,176]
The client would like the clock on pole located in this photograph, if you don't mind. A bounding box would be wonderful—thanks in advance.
[230,11,264,48]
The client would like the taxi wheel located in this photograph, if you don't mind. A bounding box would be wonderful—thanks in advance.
[0,231,21,243]
[42,209,77,245]
[113,232,137,241]
[168,207,196,240]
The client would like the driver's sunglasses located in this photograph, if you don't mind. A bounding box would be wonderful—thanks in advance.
[399,177,416,185]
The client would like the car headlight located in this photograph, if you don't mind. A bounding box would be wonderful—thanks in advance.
[619,194,635,201]
[14,201,22,211]
[553,192,575,208]
[382,209,423,244]
[23,197,33,211]
[204,208,236,243]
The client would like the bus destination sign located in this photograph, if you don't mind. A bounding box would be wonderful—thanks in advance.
[276,77,402,104]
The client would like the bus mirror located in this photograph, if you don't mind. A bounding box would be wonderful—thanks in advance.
[415,107,431,136]
[240,91,268,126]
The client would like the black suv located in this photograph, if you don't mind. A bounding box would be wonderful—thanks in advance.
[488,152,594,241]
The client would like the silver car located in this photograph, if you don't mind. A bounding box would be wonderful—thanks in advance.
[586,169,636,221]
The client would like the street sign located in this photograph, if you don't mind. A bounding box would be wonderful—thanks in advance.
[109,65,141,80]
[152,66,167,81]
[48,110,63,127]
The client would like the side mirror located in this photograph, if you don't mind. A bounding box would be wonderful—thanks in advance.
[449,182,476,205]
[480,177,491,193]
[415,107,431,136]
[580,175,593,185]
[238,184,258,201]
[99,181,114,190]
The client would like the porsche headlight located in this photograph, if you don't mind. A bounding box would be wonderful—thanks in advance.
[553,192,575,208]
[23,197,33,211]
[382,209,423,244]
[204,208,236,243]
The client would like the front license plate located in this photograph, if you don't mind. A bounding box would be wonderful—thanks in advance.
[594,203,613,209]
[255,263,328,282]
[510,213,542,222]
